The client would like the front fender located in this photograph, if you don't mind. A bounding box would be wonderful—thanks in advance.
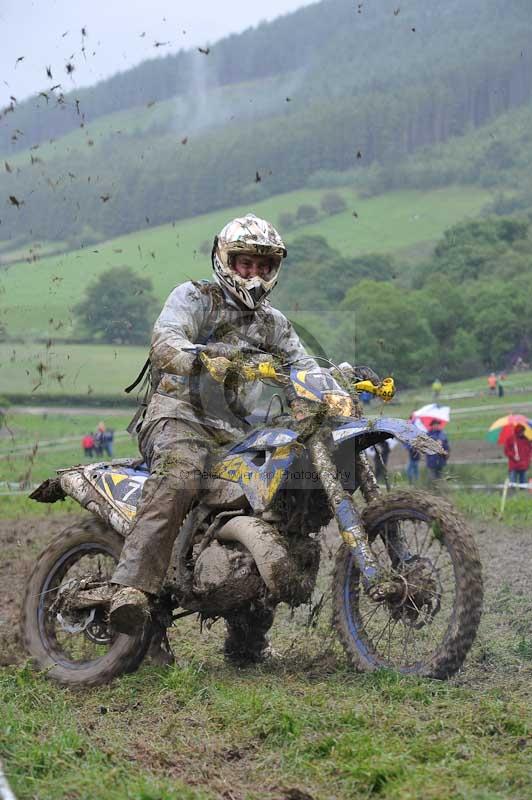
[332,417,443,455]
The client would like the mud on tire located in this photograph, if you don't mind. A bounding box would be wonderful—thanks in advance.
[333,490,483,679]
[21,516,152,686]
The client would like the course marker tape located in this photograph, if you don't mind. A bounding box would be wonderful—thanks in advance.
[0,760,17,800]
[446,483,531,490]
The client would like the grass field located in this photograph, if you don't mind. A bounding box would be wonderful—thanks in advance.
[0,341,147,399]
[0,184,490,339]
[0,505,530,800]
[1,392,531,799]
[1,655,530,800]
[0,411,135,494]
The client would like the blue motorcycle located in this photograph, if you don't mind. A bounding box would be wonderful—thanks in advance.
[22,359,482,685]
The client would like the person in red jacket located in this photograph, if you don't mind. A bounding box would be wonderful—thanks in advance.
[504,424,532,485]
[82,432,95,458]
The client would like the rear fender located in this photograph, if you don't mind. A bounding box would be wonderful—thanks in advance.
[31,458,150,536]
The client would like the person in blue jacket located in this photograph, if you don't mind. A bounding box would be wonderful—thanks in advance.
[405,444,420,483]
[426,420,450,480]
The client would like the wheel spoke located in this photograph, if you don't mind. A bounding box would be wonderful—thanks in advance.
[39,546,117,665]
[343,507,461,672]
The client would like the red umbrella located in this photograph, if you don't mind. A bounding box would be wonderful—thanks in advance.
[412,404,450,430]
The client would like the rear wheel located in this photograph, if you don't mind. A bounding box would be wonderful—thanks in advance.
[21,517,152,686]
[333,490,483,679]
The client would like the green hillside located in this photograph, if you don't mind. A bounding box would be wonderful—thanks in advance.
[3,0,531,156]
[0,185,490,340]
[1,0,530,249]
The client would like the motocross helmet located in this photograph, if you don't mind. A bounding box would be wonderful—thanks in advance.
[212,213,287,309]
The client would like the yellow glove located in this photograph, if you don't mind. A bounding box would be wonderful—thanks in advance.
[232,361,277,381]
[257,361,277,379]
[200,352,278,383]
[200,352,232,383]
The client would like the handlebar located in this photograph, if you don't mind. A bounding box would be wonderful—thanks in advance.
[198,352,395,402]
[199,352,280,383]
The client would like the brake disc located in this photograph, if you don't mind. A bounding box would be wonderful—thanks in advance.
[56,607,96,634]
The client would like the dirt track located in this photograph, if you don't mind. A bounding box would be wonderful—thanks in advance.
[1,507,531,690]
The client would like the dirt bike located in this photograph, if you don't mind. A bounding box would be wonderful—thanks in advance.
[22,357,483,685]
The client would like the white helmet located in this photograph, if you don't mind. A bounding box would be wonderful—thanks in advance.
[212,213,287,309]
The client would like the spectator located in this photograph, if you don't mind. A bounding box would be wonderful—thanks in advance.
[82,432,95,458]
[487,373,497,395]
[94,422,106,457]
[94,421,115,458]
[103,428,115,458]
[497,373,505,398]
[405,444,420,483]
[431,378,442,402]
[426,420,450,480]
[503,424,532,486]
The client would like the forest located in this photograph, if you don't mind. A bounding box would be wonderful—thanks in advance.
[276,217,532,386]
[1,0,532,385]
[1,0,532,246]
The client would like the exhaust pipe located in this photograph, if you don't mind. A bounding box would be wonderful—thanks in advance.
[216,516,291,599]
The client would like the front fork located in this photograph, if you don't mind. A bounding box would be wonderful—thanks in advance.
[308,436,407,600]
[308,437,384,596]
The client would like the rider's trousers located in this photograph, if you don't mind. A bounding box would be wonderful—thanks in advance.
[112,417,211,595]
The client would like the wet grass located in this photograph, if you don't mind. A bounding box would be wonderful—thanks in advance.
[1,468,531,797]
[453,490,532,526]
[0,340,147,398]
[0,412,136,488]
[1,634,530,800]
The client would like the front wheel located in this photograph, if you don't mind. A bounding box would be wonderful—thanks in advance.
[21,516,152,686]
[333,490,483,679]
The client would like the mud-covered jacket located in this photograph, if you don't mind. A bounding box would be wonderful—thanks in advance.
[140,280,318,436]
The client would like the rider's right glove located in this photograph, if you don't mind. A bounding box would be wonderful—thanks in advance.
[203,342,241,360]
[200,353,233,383]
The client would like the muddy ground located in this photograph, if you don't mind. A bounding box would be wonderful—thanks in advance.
[1,506,530,693]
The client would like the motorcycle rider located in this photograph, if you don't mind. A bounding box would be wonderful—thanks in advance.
[110,213,320,663]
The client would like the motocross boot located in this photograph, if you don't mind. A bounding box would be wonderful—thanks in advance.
[223,604,276,666]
